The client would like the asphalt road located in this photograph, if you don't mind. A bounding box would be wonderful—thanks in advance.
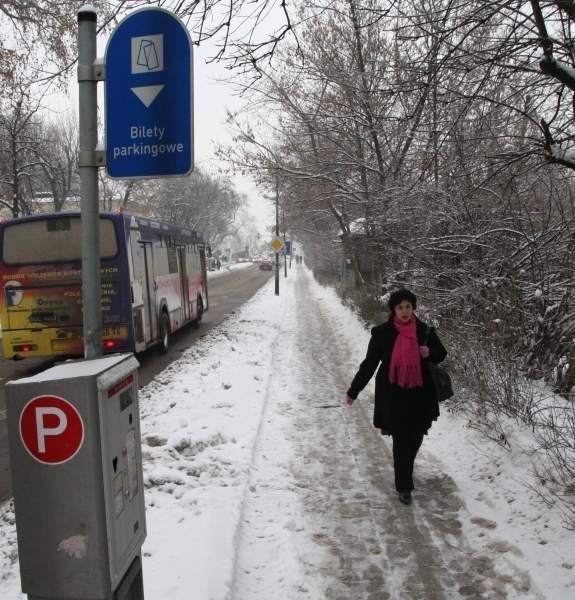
[0,264,273,503]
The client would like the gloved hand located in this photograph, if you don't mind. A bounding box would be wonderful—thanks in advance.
[419,345,430,358]
[345,395,355,406]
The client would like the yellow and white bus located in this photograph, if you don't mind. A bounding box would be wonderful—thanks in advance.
[0,211,208,359]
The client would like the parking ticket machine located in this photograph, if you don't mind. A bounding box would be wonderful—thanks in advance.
[6,353,146,600]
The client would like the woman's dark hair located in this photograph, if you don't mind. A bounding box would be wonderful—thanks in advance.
[387,288,417,312]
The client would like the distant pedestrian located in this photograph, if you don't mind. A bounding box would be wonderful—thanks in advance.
[345,288,447,505]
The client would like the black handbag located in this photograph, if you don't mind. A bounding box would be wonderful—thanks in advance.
[424,327,454,402]
[428,362,454,402]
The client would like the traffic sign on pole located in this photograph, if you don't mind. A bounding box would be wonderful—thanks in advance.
[19,395,85,465]
[105,8,193,178]
[270,236,284,253]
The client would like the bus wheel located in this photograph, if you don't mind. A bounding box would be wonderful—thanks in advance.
[159,312,171,353]
[192,296,203,329]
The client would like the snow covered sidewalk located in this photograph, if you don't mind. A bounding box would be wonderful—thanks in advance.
[0,265,574,599]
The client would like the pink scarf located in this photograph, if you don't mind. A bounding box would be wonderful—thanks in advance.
[389,316,423,389]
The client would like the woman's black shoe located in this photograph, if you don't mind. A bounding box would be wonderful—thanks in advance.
[398,491,412,505]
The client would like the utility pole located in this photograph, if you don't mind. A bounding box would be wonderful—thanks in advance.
[282,211,287,279]
[78,6,102,358]
[275,179,280,295]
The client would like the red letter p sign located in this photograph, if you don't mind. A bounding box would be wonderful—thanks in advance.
[19,395,85,465]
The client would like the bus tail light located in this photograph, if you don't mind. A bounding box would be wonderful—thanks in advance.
[104,340,118,349]
[13,344,38,353]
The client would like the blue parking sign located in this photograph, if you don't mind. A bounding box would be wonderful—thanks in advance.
[105,8,193,178]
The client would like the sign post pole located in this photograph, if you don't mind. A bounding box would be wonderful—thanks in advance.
[270,234,284,293]
[275,182,280,296]
[78,7,102,359]
[283,232,287,278]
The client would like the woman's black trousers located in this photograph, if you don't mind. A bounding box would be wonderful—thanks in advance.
[392,431,424,492]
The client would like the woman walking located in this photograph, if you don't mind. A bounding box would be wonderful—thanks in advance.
[346,288,447,505]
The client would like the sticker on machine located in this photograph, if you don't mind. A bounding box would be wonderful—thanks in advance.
[19,395,85,464]
[126,429,139,498]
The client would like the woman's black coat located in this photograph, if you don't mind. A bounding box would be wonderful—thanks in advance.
[347,317,447,435]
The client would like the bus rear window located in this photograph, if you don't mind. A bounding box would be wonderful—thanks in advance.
[2,217,118,265]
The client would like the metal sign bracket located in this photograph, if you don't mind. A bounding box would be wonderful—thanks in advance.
[79,150,107,167]
[77,61,106,82]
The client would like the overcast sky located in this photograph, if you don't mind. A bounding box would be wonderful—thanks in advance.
[193,43,273,233]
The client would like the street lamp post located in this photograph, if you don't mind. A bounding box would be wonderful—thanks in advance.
[282,213,287,278]
[275,180,280,295]
[78,7,102,359]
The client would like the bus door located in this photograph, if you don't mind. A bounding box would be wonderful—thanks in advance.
[129,226,155,346]
[140,242,156,341]
[178,246,190,320]
[199,245,209,310]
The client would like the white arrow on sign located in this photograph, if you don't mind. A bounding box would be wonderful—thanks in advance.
[131,84,165,108]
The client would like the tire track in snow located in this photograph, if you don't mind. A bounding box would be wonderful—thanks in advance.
[230,275,325,599]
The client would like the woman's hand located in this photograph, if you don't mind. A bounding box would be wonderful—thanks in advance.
[419,345,430,358]
[345,395,355,406]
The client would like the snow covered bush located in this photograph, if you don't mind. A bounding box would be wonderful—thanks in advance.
[530,398,575,529]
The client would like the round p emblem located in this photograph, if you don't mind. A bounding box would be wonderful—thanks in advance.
[19,395,85,465]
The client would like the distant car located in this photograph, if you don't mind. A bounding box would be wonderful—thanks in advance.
[259,259,273,271]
